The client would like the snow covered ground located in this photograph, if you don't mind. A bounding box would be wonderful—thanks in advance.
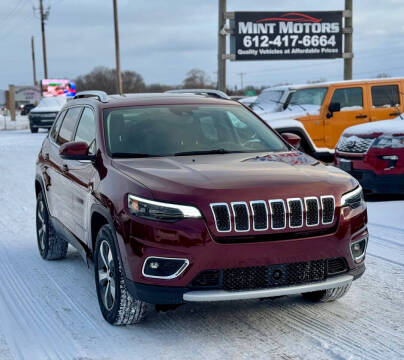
[0,130,403,360]
[0,115,29,131]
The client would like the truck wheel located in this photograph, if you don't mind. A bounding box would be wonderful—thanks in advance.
[302,283,351,302]
[94,224,151,325]
[36,192,68,260]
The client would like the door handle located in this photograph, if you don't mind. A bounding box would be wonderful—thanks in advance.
[62,164,69,173]
[389,112,401,117]
[355,115,367,119]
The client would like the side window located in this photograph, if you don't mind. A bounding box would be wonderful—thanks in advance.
[371,85,400,108]
[74,108,96,154]
[331,88,363,111]
[57,107,82,145]
[50,110,66,141]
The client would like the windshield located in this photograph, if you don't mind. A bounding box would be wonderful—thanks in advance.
[256,90,284,105]
[288,87,327,107]
[37,97,66,108]
[103,105,288,157]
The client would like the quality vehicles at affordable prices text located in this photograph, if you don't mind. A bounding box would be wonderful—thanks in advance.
[35,91,368,325]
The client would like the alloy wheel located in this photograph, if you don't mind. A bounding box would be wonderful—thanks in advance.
[98,240,116,311]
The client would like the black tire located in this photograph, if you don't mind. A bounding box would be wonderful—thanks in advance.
[94,224,151,325]
[30,126,38,133]
[36,192,68,260]
[302,283,351,302]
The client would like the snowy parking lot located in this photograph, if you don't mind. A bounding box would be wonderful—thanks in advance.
[0,130,403,360]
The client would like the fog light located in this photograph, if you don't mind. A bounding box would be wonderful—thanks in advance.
[350,237,367,263]
[142,257,189,279]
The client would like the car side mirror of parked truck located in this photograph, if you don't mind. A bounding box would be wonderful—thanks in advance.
[327,102,341,119]
[59,141,95,161]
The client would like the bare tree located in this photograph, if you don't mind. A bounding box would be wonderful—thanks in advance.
[183,69,213,89]
[376,72,391,79]
[75,66,145,94]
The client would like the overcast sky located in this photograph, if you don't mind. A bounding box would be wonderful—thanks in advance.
[1,0,404,91]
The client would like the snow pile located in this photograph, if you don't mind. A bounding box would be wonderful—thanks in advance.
[0,114,29,131]
[343,115,404,136]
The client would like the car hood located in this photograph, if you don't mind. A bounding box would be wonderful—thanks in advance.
[112,151,356,205]
[30,106,61,113]
[260,105,320,122]
[343,117,404,137]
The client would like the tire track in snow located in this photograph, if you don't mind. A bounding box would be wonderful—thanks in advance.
[0,246,85,360]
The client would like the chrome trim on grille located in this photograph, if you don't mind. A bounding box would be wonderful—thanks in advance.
[210,203,231,233]
[287,198,304,229]
[210,195,335,233]
[321,195,335,225]
[230,201,250,232]
[268,199,286,230]
[250,200,269,231]
[304,197,320,227]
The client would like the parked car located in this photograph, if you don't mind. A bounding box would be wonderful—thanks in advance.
[35,90,367,325]
[250,85,299,115]
[261,78,404,161]
[238,95,257,107]
[165,89,230,99]
[335,114,404,194]
[29,96,66,133]
[21,103,35,115]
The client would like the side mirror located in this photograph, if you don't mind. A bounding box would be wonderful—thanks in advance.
[282,133,301,148]
[59,141,95,161]
[327,102,341,118]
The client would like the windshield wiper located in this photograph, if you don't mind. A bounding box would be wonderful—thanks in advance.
[111,152,156,158]
[174,149,242,156]
[288,102,307,112]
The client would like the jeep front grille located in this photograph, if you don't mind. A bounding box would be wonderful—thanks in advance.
[337,136,374,153]
[210,196,335,233]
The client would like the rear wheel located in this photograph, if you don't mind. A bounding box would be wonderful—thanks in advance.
[36,192,68,260]
[94,224,151,325]
[302,283,351,302]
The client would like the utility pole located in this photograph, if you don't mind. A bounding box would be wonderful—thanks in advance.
[237,72,246,93]
[112,0,123,95]
[217,0,227,92]
[31,36,38,86]
[344,0,353,80]
[9,85,16,121]
[39,0,48,79]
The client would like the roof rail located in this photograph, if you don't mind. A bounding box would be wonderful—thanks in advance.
[74,91,108,103]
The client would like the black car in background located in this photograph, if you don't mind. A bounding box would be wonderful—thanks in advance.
[29,97,66,133]
[21,103,35,116]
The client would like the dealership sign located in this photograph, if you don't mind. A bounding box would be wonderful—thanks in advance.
[230,11,343,61]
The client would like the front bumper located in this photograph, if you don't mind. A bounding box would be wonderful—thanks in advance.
[125,264,365,304]
[335,150,404,194]
[29,114,57,129]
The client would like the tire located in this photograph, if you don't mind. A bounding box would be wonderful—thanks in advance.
[30,126,38,133]
[94,224,151,325]
[302,283,351,302]
[36,192,68,260]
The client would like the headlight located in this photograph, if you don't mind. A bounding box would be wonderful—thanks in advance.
[341,185,364,209]
[128,195,202,221]
[372,135,404,149]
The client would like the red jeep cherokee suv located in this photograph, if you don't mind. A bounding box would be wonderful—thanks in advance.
[35,91,368,325]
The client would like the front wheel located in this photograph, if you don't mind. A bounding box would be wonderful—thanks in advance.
[302,283,351,302]
[94,224,151,325]
[36,192,68,260]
